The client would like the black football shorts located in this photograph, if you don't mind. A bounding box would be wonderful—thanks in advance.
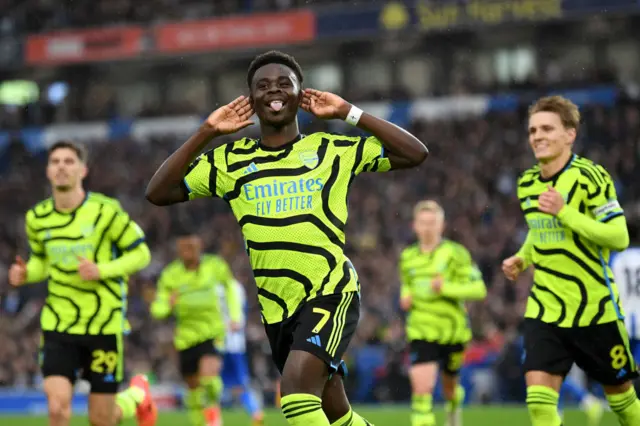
[264,292,359,376]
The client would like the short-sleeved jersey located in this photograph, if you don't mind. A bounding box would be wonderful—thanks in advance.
[25,192,146,335]
[517,154,625,327]
[183,133,391,324]
[154,254,234,350]
[399,240,482,345]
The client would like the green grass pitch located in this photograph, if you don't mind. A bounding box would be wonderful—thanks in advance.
[0,405,620,425]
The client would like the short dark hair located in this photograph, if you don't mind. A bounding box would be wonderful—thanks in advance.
[246,50,303,89]
[48,140,88,163]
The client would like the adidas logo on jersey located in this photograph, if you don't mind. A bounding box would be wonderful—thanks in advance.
[306,335,322,347]
[242,162,258,175]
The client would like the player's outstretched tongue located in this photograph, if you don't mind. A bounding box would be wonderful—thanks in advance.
[271,101,283,111]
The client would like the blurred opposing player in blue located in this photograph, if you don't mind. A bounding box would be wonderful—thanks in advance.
[611,246,640,389]
[218,279,265,425]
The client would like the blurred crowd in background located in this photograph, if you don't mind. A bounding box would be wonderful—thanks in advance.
[1,0,640,406]
[1,96,639,402]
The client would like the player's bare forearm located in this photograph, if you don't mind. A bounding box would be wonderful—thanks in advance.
[558,206,630,251]
[98,243,151,278]
[338,104,428,169]
[145,125,219,205]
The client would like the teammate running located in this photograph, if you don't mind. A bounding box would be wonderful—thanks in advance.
[399,200,486,426]
[150,234,242,426]
[502,95,640,425]
[611,245,640,370]
[8,140,156,426]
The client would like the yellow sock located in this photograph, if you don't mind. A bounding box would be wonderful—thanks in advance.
[201,375,223,405]
[115,386,145,419]
[446,385,465,413]
[330,408,374,426]
[411,393,435,426]
[526,385,562,426]
[607,386,640,426]
[185,387,206,426]
[280,394,329,426]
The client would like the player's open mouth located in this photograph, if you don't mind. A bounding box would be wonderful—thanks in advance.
[267,100,286,113]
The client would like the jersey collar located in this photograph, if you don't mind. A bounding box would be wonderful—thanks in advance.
[53,191,89,215]
[257,133,304,152]
[538,153,576,183]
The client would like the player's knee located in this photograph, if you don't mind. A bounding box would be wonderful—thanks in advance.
[604,381,634,396]
[412,381,434,395]
[184,375,201,389]
[48,397,71,423]
[280,365,307,395]
[280,352,327,397]
[199,355,221,377]
[410,365,437,395]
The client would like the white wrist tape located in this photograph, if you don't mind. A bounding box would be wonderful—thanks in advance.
[345,105,363,126]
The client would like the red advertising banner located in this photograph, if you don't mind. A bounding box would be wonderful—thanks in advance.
[26,27,144,65]
[155,10,316,53]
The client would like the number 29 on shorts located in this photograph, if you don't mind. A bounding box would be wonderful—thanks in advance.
[90,349,119,374]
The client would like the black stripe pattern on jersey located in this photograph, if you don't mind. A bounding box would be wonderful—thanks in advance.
[44,302,60,330]
[322,157,346,232]
[257,288,289,320]
[98,307,122,334]
[591,295,612,325]
[93,211,118,262]
[32,194,135,335]
[534,246,607,287]
[238,215,344,250]
[533,263,587,327]
[334,261,352,294]
[28,212,78,233]
[49,278,101,332]
[533,282,566,325]
[47,291,80,332]
[204,150,217,197]
[348,137,365,188]
[28,239,45,257]
[53,263,122,301]
[529,289,545,320]
[253,268,313,301]
[566,181,579,203]
[572,233,600,265]
[410,299,461,343]
[227,146,293,172]
[246,239,337,316]
[225,139,329,201]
